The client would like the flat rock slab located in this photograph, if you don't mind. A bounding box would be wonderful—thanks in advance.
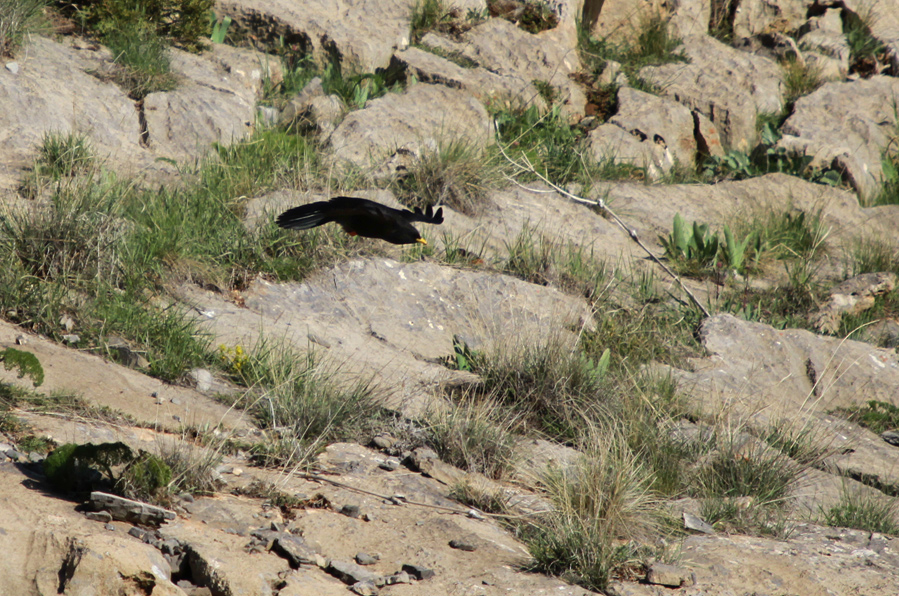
[0,37,143,183]
[0,320,252,432]
[89,491,176,525]
[394,46,546,109]
[678,523,899,596]
[143,46,263,161]
[667,313,899,488]
[0,462,182,595]
[778,76,899,201]
[595,173,899,263]
[327,83,492,170]
[180,258,593,416]
[418,17,585,115]
[217,0,414,72]
[678,313,899,414]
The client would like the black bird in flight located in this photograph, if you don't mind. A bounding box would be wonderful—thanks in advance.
[276,196,444,245]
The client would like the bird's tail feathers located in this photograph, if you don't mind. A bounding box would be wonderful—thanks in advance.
[276,203,332,230]
[410,204,444,225]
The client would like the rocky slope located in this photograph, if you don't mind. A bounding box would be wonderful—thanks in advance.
[2,0,899,595]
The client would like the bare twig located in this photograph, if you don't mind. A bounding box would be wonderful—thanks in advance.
[494,124,711,317]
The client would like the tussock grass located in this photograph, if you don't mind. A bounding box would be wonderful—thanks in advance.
[455,338,610,443]
[426,395,520,479]
[844,236,897,277]
[104,21,177,99]
[0,0,46,57]
[155,435,224,496]
[821,485,899,535]
[228,341,381,468]
[691,427,801,536]
[517,424,670,591]
[782,57,824,108]
[391,137,501,215]
[449,479,510,514]
[34,131,95,179]
[577,14,687,89]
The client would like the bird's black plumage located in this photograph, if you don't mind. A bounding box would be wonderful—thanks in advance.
[276,196,444,245]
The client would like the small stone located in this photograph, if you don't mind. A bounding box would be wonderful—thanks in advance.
[170,397,182,406]
[449,538,477,551]
[28,452,43,463]
[385,571,410,585]
[104,523,116,531]
[151,392,159,398]
[4,449,24,461]
[5,62,19,74]
[231,467,243,476]
[59,314,75,331]
[355,552,378,565]
[313,554,329,568]
[188,368,214,392]
[128,527,148,540]
[339,504,362,518]
[467,509,485,520]
[372,434,397,449]
[379,458,400,471]
[328,560,377,585]
[683,512,715,534]
[257,105,280,126]
[62,334,80,345]
[646,563,693,587]
[350,580,379,595]
[85,511,113,523]
[881,430,899,447]
[14,335,27,345]
[401,564,434,581]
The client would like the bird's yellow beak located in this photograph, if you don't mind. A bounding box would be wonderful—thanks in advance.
[416,238,428,245]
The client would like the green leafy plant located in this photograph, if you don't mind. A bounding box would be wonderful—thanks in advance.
[722,224,760,274]
[44,440,175,501]
[44,441,135,492]
[0,348,44,387]
[209,13,231,44]
[660,213,720,274]
[78,0,214,51]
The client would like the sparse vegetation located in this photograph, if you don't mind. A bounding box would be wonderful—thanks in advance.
[702,123,842,187]
[822,486,899,535]
[34,131,95,179]
[103,21,178,99]
[0,0,46,57]
[227,341,381,468]
[782,57,824,109]
[516,426,669,591]
[488,0,558,34]
[427,396,519,479]
[692,431,799,537]
[577,15,687,91]
[843,5,888,77]
[391,137,500,215]
[709,0,738,43]
[832,400,899,435]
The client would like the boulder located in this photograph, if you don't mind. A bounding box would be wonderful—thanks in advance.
[640,34,784,151]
